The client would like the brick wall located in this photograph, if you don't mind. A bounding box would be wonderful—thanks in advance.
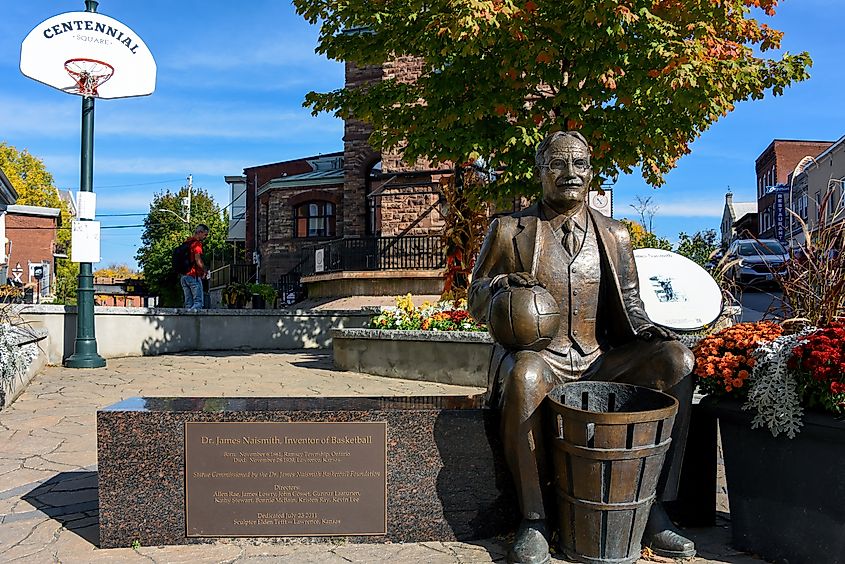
[342,57,453,238]
[755,140,834,238]
[6,213,57,287]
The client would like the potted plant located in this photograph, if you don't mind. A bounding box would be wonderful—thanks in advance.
[694,322,845,564]
[691,192,845,564]
[221,282,251,309]
[248,283,277,310]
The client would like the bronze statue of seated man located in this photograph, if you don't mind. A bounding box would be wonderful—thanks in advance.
[468,130,696,564]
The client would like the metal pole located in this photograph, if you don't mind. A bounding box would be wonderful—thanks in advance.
[187,174,192,225]
[65,0,105,368]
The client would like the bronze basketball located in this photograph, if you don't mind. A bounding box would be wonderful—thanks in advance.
[487,285,561,351]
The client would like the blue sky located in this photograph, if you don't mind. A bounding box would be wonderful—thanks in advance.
[1,0,843,269]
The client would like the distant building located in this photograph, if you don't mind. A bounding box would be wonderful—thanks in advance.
[795,135,845,240]
[0,168,20,284]
[755,139,834,243]
[224,57,454,300]
[720,192,757,246]
[5,204,61,298]
[94,277,151,307]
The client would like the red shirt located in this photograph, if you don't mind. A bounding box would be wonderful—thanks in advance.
[185,236,204,278]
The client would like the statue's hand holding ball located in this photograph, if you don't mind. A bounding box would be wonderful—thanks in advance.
[487,273,561,352]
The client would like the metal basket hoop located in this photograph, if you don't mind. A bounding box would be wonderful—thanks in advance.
[64,58,115,97]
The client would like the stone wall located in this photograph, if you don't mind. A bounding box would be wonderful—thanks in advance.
[378,184,445,236]
[257,184,344,282]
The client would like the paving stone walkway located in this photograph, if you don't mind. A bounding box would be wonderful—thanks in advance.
[0,351,761,563]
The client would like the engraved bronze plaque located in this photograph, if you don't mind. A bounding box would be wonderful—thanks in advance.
[185,422,387,537]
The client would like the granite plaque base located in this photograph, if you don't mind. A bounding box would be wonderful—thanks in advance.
[97,396,518,548]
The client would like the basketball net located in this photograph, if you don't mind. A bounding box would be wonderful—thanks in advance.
[64,58,114,97]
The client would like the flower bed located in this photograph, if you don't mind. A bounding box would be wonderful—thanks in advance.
[694,320,844,437]
[370,294,487,332]
[332,295,491,387]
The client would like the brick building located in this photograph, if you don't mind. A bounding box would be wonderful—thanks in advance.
[0,168,20,284]
[230,56,451,290]
[755,139,834,243]
[4,204,61,297]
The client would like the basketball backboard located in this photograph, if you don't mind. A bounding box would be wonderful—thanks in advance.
[20,11,156,99]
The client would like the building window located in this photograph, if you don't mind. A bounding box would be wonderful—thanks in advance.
[295,201,336,238]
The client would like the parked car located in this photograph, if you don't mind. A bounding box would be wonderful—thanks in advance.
[725,238,789,287]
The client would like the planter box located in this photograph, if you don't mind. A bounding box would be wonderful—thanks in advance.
[331,329,493,387]
[704,398,845,564]
[0,327,48,411]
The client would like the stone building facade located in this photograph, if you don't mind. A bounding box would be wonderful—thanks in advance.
[234,55,451,285]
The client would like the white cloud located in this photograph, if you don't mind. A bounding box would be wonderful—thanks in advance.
[642,201,725,218]
[0,94,342,141]
[160,35,332,72]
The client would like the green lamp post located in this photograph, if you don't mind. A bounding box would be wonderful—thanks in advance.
[20,0,157,367]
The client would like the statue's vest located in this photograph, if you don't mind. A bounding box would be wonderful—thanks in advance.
[546,219,601,356]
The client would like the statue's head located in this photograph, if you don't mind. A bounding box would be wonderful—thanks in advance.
[535,131,593,214]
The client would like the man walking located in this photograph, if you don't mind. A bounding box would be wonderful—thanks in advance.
[181,224,209,310]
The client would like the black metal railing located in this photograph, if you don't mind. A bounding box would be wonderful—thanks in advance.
[274,267,305,306]
[299,235,445,277]
[210,263,255,289]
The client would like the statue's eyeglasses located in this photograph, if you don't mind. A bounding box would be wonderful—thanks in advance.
[538,157,590,172]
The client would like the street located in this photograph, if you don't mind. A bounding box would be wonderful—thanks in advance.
[738,287,786,323]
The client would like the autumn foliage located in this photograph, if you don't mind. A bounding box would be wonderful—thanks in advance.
[295,0,810,197]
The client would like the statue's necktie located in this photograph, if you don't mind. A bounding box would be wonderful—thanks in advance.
[561,219,575,256]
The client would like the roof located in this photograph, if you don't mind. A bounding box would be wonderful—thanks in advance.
[243,151,344,173]
[58,190,76,215]
[0,168,19,206]
[732,202,757,218]
[257,169,345,196]
[7,204,61,218]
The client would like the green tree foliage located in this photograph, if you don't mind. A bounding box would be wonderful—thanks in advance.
[676,229,718,267]
[620,218,672,250]
[135,188,230,306]
[295,0,810,197]
[0,142,78,302]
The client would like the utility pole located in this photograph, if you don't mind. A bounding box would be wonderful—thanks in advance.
[187,174,192,226]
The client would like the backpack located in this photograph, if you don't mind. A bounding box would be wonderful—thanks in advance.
[172,241,193,275]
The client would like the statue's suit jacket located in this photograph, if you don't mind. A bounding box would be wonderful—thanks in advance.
[468,203,655,394]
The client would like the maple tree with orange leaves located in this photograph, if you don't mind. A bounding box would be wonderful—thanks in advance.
[295,0,810,198]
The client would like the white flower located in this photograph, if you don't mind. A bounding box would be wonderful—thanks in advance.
[743,327,815,438]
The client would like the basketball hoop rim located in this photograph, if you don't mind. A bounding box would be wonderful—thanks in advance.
[64,57,115,97]
[64,57,115,73]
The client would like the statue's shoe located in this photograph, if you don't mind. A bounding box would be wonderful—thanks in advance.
[645,528,697,559]
[507,519,550,564]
